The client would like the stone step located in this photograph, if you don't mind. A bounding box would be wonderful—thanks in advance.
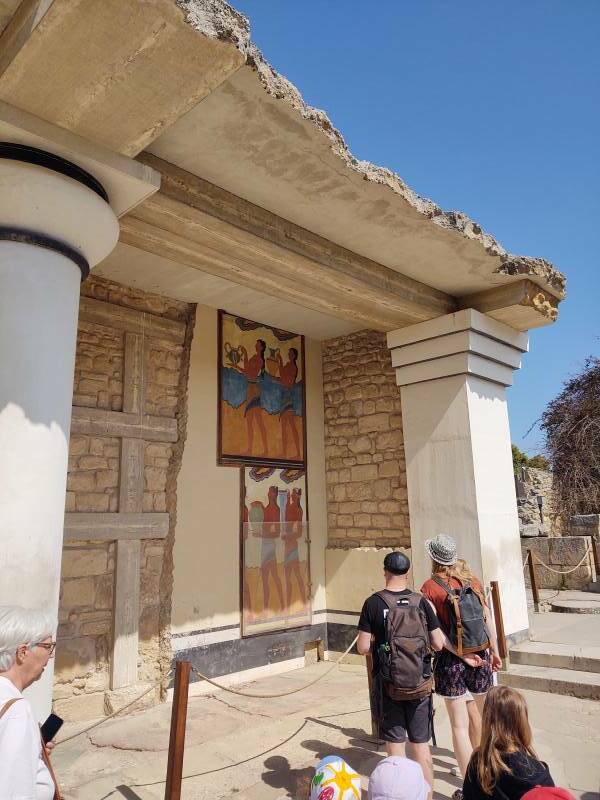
[510,640,600,673]
[499,663,600,701]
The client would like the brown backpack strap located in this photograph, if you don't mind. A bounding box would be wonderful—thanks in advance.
[0,698,22,719]
[376,590,422,609]
[449,594,464,656]
[430,575,460,594]
[41,738,61,800]
[430,577,467,655]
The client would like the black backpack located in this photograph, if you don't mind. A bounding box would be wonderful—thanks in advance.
[376,590,433,701]
[431,576,490,655]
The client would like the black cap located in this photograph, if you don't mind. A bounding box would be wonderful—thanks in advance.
[383,551,411,576]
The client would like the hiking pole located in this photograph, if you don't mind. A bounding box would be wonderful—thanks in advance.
[165,660,191,800]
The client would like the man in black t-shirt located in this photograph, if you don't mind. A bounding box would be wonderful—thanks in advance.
[359,588,440,669]
[357,552,445,800]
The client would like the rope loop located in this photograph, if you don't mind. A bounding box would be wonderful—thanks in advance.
[55,672,171,747]
[191,634,359,699]
[54,635,361,745]
[530,545,592,575]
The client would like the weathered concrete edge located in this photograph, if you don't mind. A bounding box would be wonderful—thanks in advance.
[176,0,565,300]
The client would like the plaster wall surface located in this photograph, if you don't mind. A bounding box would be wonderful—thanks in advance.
[325,547,410,615]
[172,306,328,643]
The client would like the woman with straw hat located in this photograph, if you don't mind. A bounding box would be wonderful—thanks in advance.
[421,535,502,799]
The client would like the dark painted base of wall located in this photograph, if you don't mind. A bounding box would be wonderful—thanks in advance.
[173,622,327,686]
[171,620,530,688]
[327,621,359,654]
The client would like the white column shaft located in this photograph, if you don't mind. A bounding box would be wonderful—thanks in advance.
[388,309,530,639]
[0,152,120,720]
[0,242,82,718]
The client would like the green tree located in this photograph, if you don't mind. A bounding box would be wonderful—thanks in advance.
[512,444,549,476]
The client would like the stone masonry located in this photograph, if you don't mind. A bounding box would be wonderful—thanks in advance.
[54,276,194,720]
[522,535,595,590]
[323,330,410,549]
[516,466,561,537]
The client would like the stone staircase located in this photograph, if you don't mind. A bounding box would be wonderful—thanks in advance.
[499,604,600,701]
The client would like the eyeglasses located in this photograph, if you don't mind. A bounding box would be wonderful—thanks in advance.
[33,642,56,657]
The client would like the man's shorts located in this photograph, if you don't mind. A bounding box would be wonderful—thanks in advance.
[434,649,493,698]
[380,691,432,744]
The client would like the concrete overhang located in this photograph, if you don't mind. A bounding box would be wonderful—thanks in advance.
[148,56,565,307]
[0,0,565,333]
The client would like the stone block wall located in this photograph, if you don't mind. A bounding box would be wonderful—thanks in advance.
[65,436,120,513]
[322,330,410,549]
[521,535,595,590]
[73,326,123,410]
[55,276,194,720]
[516,467,561,536]
[570,514,600,542]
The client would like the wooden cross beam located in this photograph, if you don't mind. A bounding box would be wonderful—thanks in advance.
[65,298,185,692]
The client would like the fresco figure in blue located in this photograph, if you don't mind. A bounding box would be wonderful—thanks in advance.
[221,326,304,461]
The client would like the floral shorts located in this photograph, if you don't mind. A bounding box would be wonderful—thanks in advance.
[434,649,493,698]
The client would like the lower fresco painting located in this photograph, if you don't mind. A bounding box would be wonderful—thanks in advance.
[241,466,311,635]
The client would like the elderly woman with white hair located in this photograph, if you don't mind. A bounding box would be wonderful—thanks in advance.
[0,605,58,800]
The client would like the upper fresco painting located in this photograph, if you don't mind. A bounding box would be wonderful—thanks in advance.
[218,311,306,466]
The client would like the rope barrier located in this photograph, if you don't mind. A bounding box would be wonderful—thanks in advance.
[55,676,167,747]
[55,636,359,746]
[531,546,592,575]
[190,634,359,699]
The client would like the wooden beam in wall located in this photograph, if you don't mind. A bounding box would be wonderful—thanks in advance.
[70,407,177,443]
[79,297,186,344]
[63,512,169,541]
[111,332,146,690]
[120,154,457,332]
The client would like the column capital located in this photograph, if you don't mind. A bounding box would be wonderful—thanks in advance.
[0,101,161,275]
[387,308,529,388]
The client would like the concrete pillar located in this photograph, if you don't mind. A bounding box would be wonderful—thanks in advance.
[387,309,530,640]
[0,146,119,718]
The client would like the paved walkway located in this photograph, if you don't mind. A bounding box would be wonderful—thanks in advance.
[530,605,600,648]
[53,660,600,800]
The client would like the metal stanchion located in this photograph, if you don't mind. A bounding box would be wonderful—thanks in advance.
[165,660,191,800]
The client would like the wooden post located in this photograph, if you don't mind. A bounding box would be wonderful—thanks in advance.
[591,538,600,579]
[527,549,540,613]
[489,581,507,660]
[165,660,191,800]
[365,651,379,741]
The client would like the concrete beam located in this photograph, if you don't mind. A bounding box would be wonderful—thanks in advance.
[0,0,246,155]
[121,155,457,331]
[458,280,559,330]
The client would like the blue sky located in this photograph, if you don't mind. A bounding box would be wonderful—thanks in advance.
[233,1,600,455]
